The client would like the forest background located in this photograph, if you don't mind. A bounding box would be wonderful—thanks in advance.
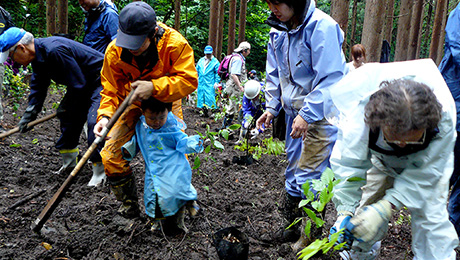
[1,0,460,78]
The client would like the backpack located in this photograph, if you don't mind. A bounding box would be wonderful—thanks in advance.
[0,7,15,35]
[218,53,243,81]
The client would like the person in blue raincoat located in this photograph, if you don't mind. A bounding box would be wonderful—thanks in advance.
[256,0,346,251]
[79,0,119,53]
[122,97,203,235]
[439,2,460,239]
[237,80,265,142]
[195,45,220,113]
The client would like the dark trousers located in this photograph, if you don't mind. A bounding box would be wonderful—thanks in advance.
[448,131,460,237]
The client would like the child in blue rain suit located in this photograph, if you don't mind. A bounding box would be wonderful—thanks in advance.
[122,97,203,235]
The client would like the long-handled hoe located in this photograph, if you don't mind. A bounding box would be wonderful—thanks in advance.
[30,90,135,233]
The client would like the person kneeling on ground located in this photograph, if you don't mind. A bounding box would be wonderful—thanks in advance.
[328,59,459,260]
[237,80,265,143]
[121,97,203,235]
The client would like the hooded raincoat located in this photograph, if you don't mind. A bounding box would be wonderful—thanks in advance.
[264,0,346,197]
[330,59,459,259]
[122,112,202,218]
[196,55,220,108]
[98,22,198,177]
[439,3,460,237]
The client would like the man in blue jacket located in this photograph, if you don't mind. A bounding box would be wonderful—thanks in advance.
[79,0,118,53]
[195,45,219,115]
[439,2,460,239]
[0,27,106,186]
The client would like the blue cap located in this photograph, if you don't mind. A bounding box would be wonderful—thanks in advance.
[0,27,26,63]
[250,70,257,74]
[204,45,213,54]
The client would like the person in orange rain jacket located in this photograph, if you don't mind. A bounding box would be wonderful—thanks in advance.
[94,1,198,219]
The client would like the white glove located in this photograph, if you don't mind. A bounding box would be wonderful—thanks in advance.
[346,200,392,242]
[250,129,259,139]
[329,211,353,248]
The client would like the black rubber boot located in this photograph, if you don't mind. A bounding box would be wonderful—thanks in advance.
[276,193,303,242]
[109,175,140,219]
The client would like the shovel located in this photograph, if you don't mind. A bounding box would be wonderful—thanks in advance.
[0,112,57,139]
[30,90,135,233]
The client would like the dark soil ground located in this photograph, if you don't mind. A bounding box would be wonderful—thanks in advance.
[0,89,443,260]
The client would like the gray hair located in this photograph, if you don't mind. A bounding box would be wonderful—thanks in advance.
[8,31,34,52]
[364,78,442,134]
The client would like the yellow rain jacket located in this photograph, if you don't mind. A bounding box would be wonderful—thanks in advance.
[98,22,198,177]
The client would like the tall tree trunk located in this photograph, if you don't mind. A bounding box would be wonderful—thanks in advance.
[430,0,448,64]
[238,0,247,43]
[208,0,219,55]
[437,0,450,63]
[38,0,45,35]
[227,0,237,54]
[382,0,395,42]
[174,0,181,31]
[330,0,350,53]
[394,0,413,61]
[57,0,68,34]
[407,0,424,60]
[217,0,225,59]
[423,0,434,54]
[349,0,359,59]
[46,0,57,35]
[361,0,385,62]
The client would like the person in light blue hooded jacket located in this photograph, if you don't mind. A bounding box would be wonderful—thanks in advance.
[329,59,458,260]
[195,45,220,111]
[439,2,460,239]
[122,97,203,235]
[256,0,346,249]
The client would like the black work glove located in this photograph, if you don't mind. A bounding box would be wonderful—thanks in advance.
[18,105,40,133]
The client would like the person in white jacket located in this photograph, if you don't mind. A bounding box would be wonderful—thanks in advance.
[328,59,459,260]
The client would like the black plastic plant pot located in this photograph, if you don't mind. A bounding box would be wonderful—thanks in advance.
[212,227,249,260]
[232,155,253,165]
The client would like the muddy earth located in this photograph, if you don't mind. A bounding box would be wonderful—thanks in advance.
[0,89,448,260]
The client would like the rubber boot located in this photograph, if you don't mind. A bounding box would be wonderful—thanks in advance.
[276,193,302,242]
[163,206,188,236]
[187,201,200,218]
[109,175,140,219]
[291,204,325,253]
[88,162,106,187]
[55,148,79,175]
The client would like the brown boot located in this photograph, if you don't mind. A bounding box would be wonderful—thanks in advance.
[291,205,325,253]
[109,175,140,219]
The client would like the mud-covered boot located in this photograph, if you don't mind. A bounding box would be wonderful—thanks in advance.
[88,162,106,187]
[291,204,325,253]
[109,175,140,219]
[276,193,302,242]
[187,201,200,218]
[164,206,188,236]
[55,148,79,175]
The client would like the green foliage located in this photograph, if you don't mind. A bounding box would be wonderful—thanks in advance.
[193,124,232,172]
[234,136,285,160]
[294,168,346,260]
[2,67,29,111]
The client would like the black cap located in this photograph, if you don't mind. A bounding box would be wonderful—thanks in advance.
[116,2,157,50]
